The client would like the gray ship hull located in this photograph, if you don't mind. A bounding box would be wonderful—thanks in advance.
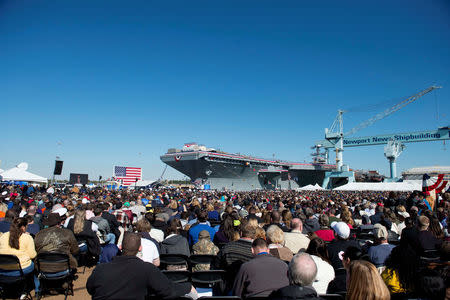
[161,150,335,191]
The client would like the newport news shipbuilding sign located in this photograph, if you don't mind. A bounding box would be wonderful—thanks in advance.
[342,128,450,147]
[317,128,450,148]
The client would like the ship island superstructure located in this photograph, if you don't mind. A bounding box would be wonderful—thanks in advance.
[160,143,335,191]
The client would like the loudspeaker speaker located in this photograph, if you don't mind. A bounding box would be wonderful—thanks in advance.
[53,160,63,175]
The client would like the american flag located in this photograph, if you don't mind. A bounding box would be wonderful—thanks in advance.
[114,166,142,186]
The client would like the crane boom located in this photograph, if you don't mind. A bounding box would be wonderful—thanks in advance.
[344,85,442,136]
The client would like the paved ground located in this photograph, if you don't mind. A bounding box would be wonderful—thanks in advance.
[35,266,93,300]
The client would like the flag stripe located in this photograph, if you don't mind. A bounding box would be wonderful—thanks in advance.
[436,180,448,193]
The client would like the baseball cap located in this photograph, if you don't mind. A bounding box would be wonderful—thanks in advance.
[53,207,68,217]
[198,230,210,239]
[398,211,410,219]
[239,209,249,218]
[331,221,350,239]
[373,224,388,239]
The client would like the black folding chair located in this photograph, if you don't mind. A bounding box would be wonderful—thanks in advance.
[189,255,217,271]
[161,270,191,283]
[319,294,345,300]
[0,254,33,300]
[159,254,189,270]
[76,243,89,274]
[35,252,74,300]
[199,297,241,300]
[420,249,440,264]
[191,270,227,296]
[208,220,221,228]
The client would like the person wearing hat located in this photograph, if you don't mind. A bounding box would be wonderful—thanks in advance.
[417,215,443,254]
[327,222,361,270]
[35,213,80,271]
[396,210,410,236]
[367,224,395,268]
[191,230,219,271]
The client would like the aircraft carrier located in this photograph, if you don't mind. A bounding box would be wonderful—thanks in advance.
[160,143,336,191]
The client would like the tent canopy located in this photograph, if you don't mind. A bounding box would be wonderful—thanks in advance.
[0,165,47,183]
[134,180,156,187]
[297,184,325,191]
[333,181,421,192]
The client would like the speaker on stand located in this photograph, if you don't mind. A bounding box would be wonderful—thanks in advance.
[52,160,63,185]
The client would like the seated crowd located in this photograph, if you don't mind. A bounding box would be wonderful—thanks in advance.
[0,184,448,300]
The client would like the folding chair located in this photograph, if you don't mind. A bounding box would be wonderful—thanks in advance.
[161,270,191,283]
[208,220,221,228]
[319,294,345,300]
[0,254,33,300]
[420,249,440,264]
[189,255,217,271]
[191,270,227,296]
[199,297,241,300]
[35,252,74,300]
[159,254,189,270]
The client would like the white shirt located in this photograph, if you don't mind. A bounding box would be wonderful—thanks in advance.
[397,222,406,236]
[63,215,74,228]
[149,228,164,243]
[311,255,335,294]
[137,238,159,264]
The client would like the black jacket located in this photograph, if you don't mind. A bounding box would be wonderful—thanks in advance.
[101,211,121,239]
[369,212,384,225]
[327,239,361,270]
[303,218,320,234]
[270,285,324,300]
[86,255,191,300]
[160,234,190,257]
[67,219,101,256]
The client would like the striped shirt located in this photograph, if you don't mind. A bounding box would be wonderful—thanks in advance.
[217,238,254,289]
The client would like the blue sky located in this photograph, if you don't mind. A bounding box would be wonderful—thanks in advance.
[1,0,449,180]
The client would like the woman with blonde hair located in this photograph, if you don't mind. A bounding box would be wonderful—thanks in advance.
[347,260,390,300]
[266,225,293,262]
[341,210,355,228]
[67,209,101,258]
[254,227,266,240]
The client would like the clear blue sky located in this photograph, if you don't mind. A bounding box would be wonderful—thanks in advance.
[1,0,449,180]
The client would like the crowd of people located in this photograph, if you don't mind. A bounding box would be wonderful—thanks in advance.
[0,183,448,300]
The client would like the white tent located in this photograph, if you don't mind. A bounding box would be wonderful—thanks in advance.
[314,183,325,190]
[0,163,48,184]
[333,180,421,192]
[133,180,156,187]
[297,184,325,191]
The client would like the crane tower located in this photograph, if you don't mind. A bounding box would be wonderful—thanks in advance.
[322,85,442,188]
